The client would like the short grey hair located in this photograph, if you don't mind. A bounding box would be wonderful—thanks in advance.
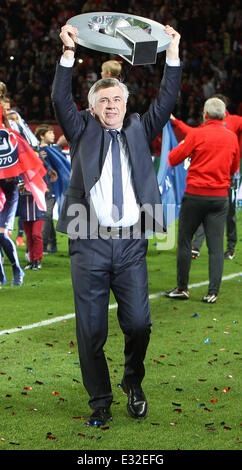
[88,78,129,108]
[203,97,226,120]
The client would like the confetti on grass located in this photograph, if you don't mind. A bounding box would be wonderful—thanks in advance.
[46,432,57,440]
[222,387,231,393]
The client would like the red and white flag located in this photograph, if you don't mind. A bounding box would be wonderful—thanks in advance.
[0,107,47,211]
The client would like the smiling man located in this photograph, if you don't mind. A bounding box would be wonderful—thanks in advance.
[52,22,182,427]
[88,82,128,129]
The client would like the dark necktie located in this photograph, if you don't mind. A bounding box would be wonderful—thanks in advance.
[109,130,123,222]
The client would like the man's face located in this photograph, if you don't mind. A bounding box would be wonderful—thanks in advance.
[91,86,126,129]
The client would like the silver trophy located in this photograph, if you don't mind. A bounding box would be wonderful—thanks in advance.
[67,12,171,65]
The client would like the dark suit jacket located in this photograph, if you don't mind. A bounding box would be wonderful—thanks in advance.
[51,62,182,238]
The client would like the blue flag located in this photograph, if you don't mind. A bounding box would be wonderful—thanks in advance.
[157,121,187,226]
[42,145,71,214]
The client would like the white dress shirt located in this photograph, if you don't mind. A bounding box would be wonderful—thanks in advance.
[90,130,140,227]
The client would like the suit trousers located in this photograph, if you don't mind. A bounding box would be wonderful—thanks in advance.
[192,187,236,251]
[177,194,229,295]
[69,233,151,410]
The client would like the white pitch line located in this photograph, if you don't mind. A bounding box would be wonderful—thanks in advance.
[0,271,241,337]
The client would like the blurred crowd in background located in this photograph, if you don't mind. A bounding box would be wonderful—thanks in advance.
[0,0,241,127]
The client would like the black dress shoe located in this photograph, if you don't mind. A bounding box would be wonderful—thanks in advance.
[121,379,148,419]
[86,407,112,427]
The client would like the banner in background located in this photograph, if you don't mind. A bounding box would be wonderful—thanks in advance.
[157,121,187,226]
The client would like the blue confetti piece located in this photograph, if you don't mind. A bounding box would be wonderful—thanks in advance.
[190,313,199,318]
[204,338,210,343]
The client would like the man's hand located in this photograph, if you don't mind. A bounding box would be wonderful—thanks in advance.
[60,23,78,47]
[48,170,58,182]
[164,25,180,62]
[60,24,78,59]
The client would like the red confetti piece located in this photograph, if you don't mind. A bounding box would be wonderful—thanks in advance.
[210,399,218,402]
[204,407,212,412]
[52,391,59,395]
[222,387,231,393]
[77,433,85,437]
[173,409,182,413]
[46,432,57,440]
[72,416,84,419]
[224,426,232,430]
[23,387,32,390]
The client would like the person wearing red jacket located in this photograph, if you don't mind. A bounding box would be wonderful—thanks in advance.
[171,94,242,259]
[166,97,240,303]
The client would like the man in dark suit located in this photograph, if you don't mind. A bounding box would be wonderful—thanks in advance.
[52,23,182,427]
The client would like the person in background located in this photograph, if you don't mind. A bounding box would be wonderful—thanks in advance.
[166,98,240,304]
[170,94,242,260]
[0,103,24,287]
[18,178,46,271]
[101,60,122,80]
[1,90,40,248]
[35,124,58,254]
[6,108,26,247]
